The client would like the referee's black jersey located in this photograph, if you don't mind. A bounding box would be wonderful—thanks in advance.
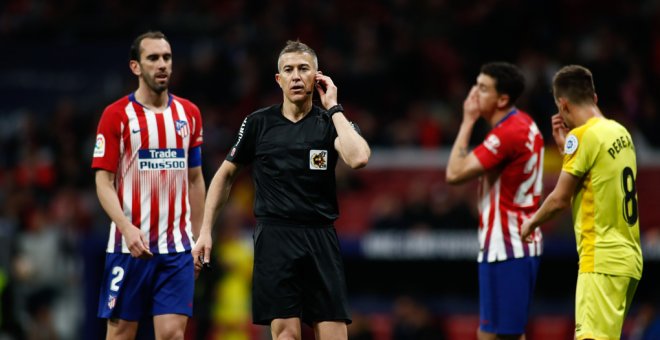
[227,104,356,226]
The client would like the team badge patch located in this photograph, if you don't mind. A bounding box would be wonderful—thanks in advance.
[484,134,501,154]
[94,134,105,157]
[564,134,578,155]
[107,295,117,309]
[309,150,328,170]
[175,120,189,138]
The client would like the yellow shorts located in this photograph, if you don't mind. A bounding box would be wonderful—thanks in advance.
[575,272,639,340]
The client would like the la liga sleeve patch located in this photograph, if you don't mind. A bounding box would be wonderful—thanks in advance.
[564,134,578,155]
[94,134,106,158]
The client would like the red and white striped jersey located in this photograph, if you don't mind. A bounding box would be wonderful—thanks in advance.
[473,109,544,263]
[92,93,203,254]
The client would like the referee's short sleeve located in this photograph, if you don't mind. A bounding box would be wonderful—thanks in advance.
[226,115,256,164]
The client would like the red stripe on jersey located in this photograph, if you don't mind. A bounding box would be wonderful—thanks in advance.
[115,121,129,252]
[148,112,167,251]
[179,178,189,248]
[171,103,184,148]
[165,106,181,251]
[166,171,176,252]
[115,175,124,252]
[133,103,149,246]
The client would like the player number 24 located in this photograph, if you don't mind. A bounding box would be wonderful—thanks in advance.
[514,149,544,206]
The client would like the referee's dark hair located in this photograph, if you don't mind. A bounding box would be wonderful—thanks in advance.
[481,62,525,106]
[130,31,169,62]
[277,40,318,71]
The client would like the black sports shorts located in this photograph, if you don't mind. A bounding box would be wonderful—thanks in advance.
[251,222,351,326]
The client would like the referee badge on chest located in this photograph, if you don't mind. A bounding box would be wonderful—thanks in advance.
[309,150,328,170]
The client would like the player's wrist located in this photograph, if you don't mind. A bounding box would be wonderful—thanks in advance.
[326,104,343,117]
[460,119,476,129]
[115,220,135,233]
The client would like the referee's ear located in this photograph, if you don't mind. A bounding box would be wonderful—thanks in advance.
[275,73,283,90]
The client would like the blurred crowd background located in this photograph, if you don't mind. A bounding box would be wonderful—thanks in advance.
[2,0,660,339]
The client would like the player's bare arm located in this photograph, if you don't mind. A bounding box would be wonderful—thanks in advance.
[521,171,580,242]
[188,166,206,240]
[188,166,206,278]
[315,73,370,169]
[95,170,153,259]
[193,160,242,270]
[446,86,485,184]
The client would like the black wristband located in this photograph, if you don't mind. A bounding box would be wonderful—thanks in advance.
[326,104,344,117]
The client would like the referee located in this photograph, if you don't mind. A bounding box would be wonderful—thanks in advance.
[193,40,370,340]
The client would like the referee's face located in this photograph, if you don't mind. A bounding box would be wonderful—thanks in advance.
[276,52,317,104]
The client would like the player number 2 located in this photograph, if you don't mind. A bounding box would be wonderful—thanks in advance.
[621,167,638,225]
[110,266,125,292]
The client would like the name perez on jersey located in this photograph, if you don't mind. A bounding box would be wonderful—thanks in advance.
[607,135,634,159]
[138,148,186,171]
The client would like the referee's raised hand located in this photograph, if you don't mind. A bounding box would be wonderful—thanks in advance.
[314,71,339,109]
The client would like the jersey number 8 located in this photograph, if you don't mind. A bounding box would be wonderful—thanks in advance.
[621,166,638,225]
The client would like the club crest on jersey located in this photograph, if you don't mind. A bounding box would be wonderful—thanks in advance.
[175,120,189,138]
[564,134,578,155]
[484,134,501,154]
[107,295,116,309]
[94,134,105,157]
[309,150,328,170]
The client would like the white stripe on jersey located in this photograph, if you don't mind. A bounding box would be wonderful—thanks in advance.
[528,228,543,256]
[172,174,184,252]
[106,118,124,252]
[175,100,191,151]
[126,103,142,255]
[528,233,537,256]
[487,180,507,262]
[477,179,490,263]
[153,107,170,254]
[172,100,189,252]
[508,211,525,258]
[175,100,194,246]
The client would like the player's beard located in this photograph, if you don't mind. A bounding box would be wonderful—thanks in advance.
[144,73,169,94]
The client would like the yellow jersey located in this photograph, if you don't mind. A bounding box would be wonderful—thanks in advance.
[562,117,643,279]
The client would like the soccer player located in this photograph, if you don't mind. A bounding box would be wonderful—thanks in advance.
[193,40,370,340]
[521,65,643,340]
[92,31,205,340]
[446,62,544,340]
